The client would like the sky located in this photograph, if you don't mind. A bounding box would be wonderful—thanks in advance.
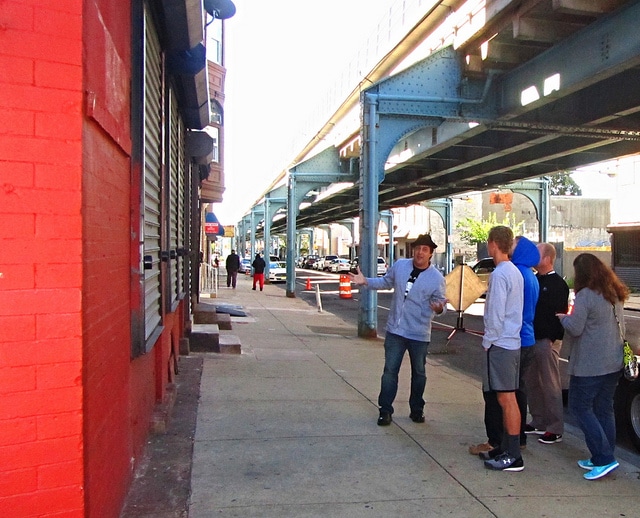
[216,0,393,225]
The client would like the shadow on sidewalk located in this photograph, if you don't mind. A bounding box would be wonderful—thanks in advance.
[120,356,203,518]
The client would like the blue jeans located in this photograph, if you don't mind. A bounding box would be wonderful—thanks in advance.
[378,332,429,415]
[568,371,620,466]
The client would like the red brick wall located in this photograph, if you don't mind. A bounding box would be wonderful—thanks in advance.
[82,1,185,516]
[0,1,85,516]
[1,2,187,515]
[81,1,136,516]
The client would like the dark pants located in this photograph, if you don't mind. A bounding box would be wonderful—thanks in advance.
[484,346,535,447]
[569,371,620,466]
[227,270,238,288]
[378,332,429,415]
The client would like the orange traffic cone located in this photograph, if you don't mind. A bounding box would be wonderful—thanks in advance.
[305,277,312,290]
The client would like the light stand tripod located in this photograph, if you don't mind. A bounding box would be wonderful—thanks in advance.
[444,264,486,341]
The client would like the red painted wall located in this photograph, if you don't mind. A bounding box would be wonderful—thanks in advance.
[1,1,187,516]
[0,1,85,516]
[82,1,187,516]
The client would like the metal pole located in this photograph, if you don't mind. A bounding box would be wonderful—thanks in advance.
[358,93,379,338]
[286,174,297,297]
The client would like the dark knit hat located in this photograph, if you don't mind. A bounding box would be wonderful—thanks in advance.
[411,233,437,249]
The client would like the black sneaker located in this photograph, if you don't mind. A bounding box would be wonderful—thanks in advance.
[479,447,503,460]
[410,411,425,423]
[524,424,544,435]
[377,412,392,426]
[538,432,562,444]
[484,452,524,472]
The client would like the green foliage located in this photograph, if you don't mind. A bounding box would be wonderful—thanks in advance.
[456,212,525,246]
[548,171,582,196]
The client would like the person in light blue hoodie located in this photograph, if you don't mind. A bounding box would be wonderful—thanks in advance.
[350,234,447,426]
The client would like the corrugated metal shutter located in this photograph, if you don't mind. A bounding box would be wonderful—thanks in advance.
[615,267,640,290]
[177,111,186,300]
[168,89,184,305]
[143,9,163,340]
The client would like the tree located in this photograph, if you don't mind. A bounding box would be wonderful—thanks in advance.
[456,212,525,247]
[548,171,582,196]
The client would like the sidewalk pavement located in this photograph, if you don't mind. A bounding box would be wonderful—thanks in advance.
[626,292,640,311]
[186,276,640,517]
[123,275,640,517]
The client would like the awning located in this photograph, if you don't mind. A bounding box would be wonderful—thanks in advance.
[205,212,225,237]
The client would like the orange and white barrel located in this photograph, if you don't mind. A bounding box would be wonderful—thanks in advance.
[339,274,352,299]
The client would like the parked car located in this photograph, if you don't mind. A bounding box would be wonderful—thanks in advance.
[268,261,287,283]
[471,257,495,292]
[316,255,338,271]
[329,257,351,273]
[303,255,319,269]
[239,258,252,274]
[350,256,388,276]
[377,257,388,276]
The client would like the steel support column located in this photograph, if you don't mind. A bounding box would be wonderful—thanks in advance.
[359,93,381,338]
[420,198,453,274]
[286,147,354,297]
[380,210,394,266]
[506,178,550,242]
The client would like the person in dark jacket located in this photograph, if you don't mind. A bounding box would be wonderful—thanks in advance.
[225,250,241,288]
[252,253,266,291]
[524,242,569,445]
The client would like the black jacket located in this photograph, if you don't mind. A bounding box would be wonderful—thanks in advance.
[534,272,569,341]
[226,253,240,272]
[252,256,266,274]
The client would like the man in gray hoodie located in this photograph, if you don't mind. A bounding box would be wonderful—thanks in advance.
[350,234,447,426]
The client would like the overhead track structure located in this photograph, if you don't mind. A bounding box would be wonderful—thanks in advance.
[263,0,640,336]
[270,0,640,236]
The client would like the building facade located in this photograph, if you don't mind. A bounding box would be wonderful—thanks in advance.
[0,1,224,515]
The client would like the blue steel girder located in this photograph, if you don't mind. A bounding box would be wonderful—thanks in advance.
[250,205,265,262]
[364,46,496,184]
[418,198,453,274]
[289,147,355,209]
[286,146,356,297]
[497,1,640,122]
[336,219,356,257]
[263,187,287,279]
[237,214,251,254]
[379,210,394,266]
[498,178,550,243]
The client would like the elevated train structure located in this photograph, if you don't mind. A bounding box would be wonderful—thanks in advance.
[237,0,640,336]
